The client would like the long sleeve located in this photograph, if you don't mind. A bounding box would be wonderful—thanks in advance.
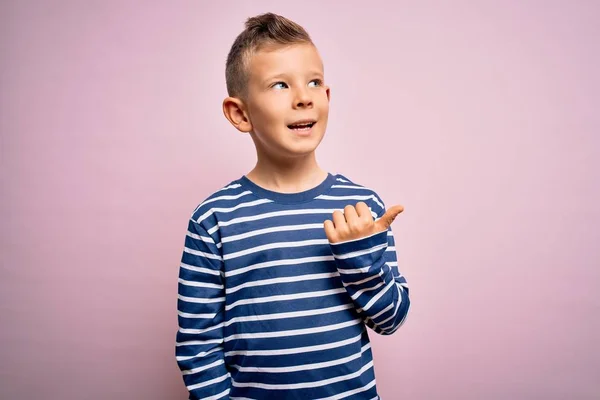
[329,223,410,335]
[175,218,230,400]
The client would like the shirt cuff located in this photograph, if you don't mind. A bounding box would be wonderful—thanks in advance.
[329,229,389,270]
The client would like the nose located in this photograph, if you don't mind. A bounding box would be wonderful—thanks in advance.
[293,87,313,109]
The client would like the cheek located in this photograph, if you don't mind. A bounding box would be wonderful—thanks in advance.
[318,99,330,117]
[317,91,330,108]
[259,98,288,122]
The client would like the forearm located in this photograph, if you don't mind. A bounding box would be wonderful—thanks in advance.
[330,229,410,334]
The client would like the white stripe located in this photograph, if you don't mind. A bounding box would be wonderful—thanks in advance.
[336,178,350,183]
[205,388,230,400]
[342,272,381,287]
[225,288,345,311]
[230,343,371,373]
[337,264,373,274]
[378,289,403,331]
[331,184,369,190]
[224,303,353,326]
[350,281,385,301]
[180,262,221,276]
[391,299,411,332]
[364,303,393,327]
[182,358,224,375]
[179,322,224,335]
[225,255,334,278]
[224,331,363,357]
[315,194,384,210]
[224,239,329,260]
[372,197,384,210]
[187,231,223,249]
[387,308,409,334]
[218,208,342,227]
[224,319,361,342]
[196,199,273,224]
[226,272,338,294]
[179,294,224,304]
[369,301,394,322]
[201,191,253,206]
[334,243,387,260]
[316,194,374,201]
[192,183,242,214]
[379,283,407,330]
[176,338,222,347]
[178,311,217,319]
[232,360,373,390]
[179,278,223,290]
[218,183,242,191]
[184,246,223,261]
[222,223,324,243]
[188,372,230,391]
[361,279,395,312]
[186,231,215,243]
[176,345,221,361]
[315,378,377,400]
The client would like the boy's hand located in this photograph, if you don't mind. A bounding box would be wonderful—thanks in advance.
[324,202,404,244]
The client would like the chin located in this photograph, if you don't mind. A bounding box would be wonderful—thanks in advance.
[279,140,317,156]
[292,141,324,158]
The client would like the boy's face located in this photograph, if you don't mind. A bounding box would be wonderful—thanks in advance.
[244,43,330,160]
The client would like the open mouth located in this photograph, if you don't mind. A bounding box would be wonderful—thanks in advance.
[287,121,316,131]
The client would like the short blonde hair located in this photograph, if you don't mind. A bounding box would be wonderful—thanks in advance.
[225,13,313,98]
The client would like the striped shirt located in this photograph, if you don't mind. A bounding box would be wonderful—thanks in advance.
[176,173,410,399]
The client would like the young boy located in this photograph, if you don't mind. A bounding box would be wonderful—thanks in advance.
[176,12,410,400]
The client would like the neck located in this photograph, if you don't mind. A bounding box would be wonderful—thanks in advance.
[246,150,328,193]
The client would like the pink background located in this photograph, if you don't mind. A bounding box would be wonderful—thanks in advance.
[1,1,599,399]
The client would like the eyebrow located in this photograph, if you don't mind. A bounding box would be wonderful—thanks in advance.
[262,71,324,86]
[262,74,287,85]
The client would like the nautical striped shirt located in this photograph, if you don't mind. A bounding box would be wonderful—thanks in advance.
[176,173,410,399]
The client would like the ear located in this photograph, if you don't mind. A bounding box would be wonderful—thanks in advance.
[222,97,252,133]
[325,85,331,102]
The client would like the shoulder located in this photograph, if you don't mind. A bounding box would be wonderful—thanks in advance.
[330,173,387,217]
[189,177,248,224]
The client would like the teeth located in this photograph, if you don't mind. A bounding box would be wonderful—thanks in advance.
[289,122,314,129]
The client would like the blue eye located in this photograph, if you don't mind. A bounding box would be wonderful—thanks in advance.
[308,79,323,87]
[272,82,288,90]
